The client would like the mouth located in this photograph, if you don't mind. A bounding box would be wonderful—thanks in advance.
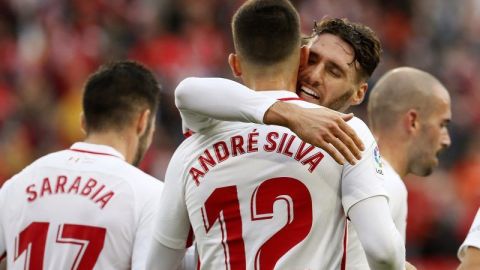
[299,86,320,99]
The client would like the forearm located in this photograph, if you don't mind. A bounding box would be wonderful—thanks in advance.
[348,196,405,270]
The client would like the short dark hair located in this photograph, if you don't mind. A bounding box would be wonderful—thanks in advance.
[83,60,160,133]
[232,0,301,66]
[311,18,382,80]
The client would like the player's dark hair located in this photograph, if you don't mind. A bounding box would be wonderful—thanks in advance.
[232,0,301,65]
[83,60,160,133]
[311,18,382,80]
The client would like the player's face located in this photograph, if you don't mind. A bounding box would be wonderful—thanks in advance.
[133,117,156,167]
[409,92,451,176]
[297,33,364,112]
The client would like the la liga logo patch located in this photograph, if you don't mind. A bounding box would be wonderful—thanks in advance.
[373,146,384,175]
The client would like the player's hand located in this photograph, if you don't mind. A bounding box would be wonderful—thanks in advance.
[264,101,364,165]
[405,261,417,270]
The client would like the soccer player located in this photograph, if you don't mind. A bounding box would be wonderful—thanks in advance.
[0,61,163,269]
[147,1,405,269]
[458,208,480,269]
[345,67,451,269]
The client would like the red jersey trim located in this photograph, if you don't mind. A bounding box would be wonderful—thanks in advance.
[186,227,195,248]
[69,148,120,158]
[184,130,195,138]
[277,97,303,101]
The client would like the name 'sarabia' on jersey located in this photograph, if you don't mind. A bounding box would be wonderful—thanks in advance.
[0,142,163,270]
[154,91,387,270]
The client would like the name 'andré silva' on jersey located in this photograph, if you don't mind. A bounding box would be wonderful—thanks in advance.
[188,128,326,186]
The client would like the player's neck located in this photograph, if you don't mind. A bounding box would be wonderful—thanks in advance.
[376,135,409,178]
[243,74,297,92]
[241,64,298,92]
[83,131,135,164]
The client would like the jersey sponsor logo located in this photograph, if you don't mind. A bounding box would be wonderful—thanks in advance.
[373,146,384,175]
[188,129,324,186]
[25,175,115,209]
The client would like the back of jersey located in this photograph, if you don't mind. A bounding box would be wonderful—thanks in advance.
[156,112,385,269]
[0,143,162,270]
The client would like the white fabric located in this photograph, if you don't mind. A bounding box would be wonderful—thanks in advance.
[348,196,406,270]
[346,159,408,269]
[175,77,278,134]
[459,208,480,260]
[0,142,163,270]
[152,80,402,269]
[147,241,187,270]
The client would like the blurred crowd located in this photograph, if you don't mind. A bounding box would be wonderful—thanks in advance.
[0,0,479,268]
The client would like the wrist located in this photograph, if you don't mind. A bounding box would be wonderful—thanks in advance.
[263,101,297,128]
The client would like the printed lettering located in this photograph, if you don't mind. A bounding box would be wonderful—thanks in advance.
[68,176,82,194]
[81,178,98,196]
[189,167,205,186]
[199,150,217,172]
[264,132,279,152]
[276,133,288,153]
[294,141,315,161]
[40,178,52,197]
[231,136,246,156]
[213,141,229,162]
[302,151,325,172]
[26,184,37,202]
[56,175,67,193]
[282,135,296,157]
[95,191,115,209]
[247,129,259,153]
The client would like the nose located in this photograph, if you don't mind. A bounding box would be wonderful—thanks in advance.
[441,130,451,148]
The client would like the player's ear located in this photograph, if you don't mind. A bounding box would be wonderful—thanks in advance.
[228,53,242,77]
[136,109,151,137]
[299,45,309,70]
[80,112,87,135]
[404,109,419,134]
[351,82,368,105]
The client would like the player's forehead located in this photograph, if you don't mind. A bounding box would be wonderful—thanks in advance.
[309,33,355,65]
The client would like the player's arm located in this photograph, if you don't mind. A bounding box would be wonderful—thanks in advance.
[175,77,364,165]
[348,196,405,270]
[145,150,191,269]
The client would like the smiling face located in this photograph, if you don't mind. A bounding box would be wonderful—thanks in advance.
[297,33,367,112]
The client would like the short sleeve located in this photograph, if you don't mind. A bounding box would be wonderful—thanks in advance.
[458,208,480,260]
[152,149,192,249]
[342,118,388,214]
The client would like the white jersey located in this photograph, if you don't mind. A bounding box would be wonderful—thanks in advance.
[458,208,480,260]
[154,90,387,269]
[0,142,163,270]
[346,159,408,269]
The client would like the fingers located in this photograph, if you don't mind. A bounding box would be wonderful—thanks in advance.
[339,112,354,121]
[325,134,358,165]
[317,141,346,165]
[337,117,365,151]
